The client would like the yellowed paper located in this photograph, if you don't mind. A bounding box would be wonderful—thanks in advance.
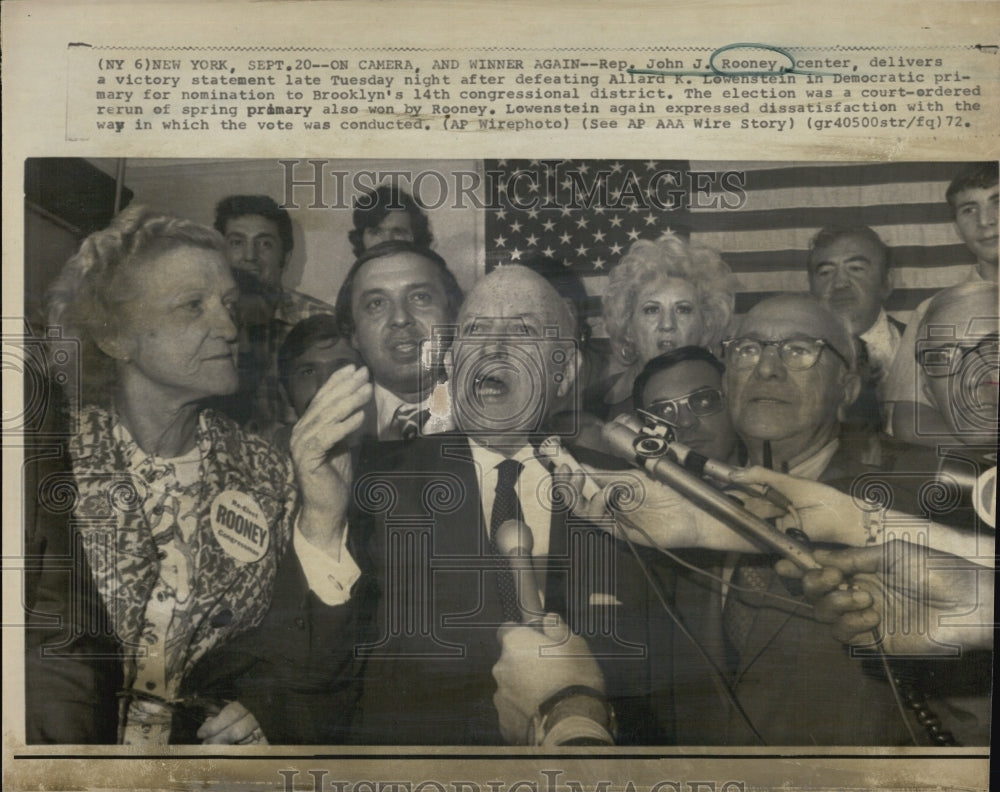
[3,1,996,790]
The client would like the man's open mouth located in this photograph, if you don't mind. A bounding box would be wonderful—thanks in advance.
[473,373,509,400]
[471,359,517,402]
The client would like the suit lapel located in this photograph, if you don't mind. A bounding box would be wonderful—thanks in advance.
[732,565,805,681]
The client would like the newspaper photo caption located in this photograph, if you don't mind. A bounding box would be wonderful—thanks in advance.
[75,44,997,148]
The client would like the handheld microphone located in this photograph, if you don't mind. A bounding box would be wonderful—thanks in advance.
[602,416,821,571]
[494,519,545,625]
[625,416,794,512]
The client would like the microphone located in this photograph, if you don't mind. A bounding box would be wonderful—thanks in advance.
[624,417,793,512]
[602,416,821,571]
[494,519,545,625]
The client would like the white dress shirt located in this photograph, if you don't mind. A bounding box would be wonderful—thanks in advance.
[860,308,902,394]
[374,381,454,439]
[294,519,361,605]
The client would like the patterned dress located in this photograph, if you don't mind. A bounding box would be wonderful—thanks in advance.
[66,405,297,744]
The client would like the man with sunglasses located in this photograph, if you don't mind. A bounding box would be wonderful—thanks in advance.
[630,346,746,744]
[633,346,743,467]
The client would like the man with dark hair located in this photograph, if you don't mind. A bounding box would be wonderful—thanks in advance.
[269,314,361,451]
[886,162,999,444]
[278,315,358,415]
[633,346,741,467]
[212,194,334,437]
[807,225,903,394]
[334,240,463,439]
[945,161,1000,281]
[348,185,433,257]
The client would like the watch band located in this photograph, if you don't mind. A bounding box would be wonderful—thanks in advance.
[529,685,616,746]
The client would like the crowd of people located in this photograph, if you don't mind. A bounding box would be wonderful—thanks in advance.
[23,162,997,747]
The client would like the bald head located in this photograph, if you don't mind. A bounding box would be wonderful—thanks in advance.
[453,266,578,443]
[739,293,857,370]
[457,265,576,338]
[916,281,999,444]
[724,292,861,468]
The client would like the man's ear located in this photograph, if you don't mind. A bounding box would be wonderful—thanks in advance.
[836,369,863,421]
[555,344,579,399]
[879,266,894,302]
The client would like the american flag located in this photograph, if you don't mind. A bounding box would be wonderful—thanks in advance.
[483,159,981,331]
[687,161,981,321]
[484,158,691,331]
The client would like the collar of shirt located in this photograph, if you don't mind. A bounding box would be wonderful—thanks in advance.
[374,382,454,438]
[374,382,420,438]
[860,308,902,378]
[787,437,841,481]
[468,438,553,557]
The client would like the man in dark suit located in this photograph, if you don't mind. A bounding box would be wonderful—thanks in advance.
[348,265,674,745]
[807,225,906,385]
[657,293,984,745]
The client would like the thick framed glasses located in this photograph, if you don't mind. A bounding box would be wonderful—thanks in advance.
[916,336,999,378]
[722,336,850,371]
[641,386,725,427]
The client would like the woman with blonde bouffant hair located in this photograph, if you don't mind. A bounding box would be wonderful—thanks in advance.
[600,230,737,419]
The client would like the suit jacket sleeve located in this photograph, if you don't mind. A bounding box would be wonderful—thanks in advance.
[183,535,370,744]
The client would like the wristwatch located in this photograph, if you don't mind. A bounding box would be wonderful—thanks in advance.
[528,685,617,746]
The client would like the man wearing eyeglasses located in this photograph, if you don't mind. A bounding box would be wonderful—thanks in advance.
[687,294,898,745]
[704,292,988,746]
[632,346,743,468]
[911,281,998,448]
[722,293,861,475]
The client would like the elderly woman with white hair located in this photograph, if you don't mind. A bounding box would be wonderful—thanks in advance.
[599,231,737,419]
[27,205,368,745]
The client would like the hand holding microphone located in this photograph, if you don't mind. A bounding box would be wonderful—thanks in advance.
[493,519,545,626]
[600,415,821,569]
[490,503,612,745]
[492,612,610,745]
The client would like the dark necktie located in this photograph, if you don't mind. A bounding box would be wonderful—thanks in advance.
[388,404,430,441]
[722,558,774,670]
[489,459,524,623]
